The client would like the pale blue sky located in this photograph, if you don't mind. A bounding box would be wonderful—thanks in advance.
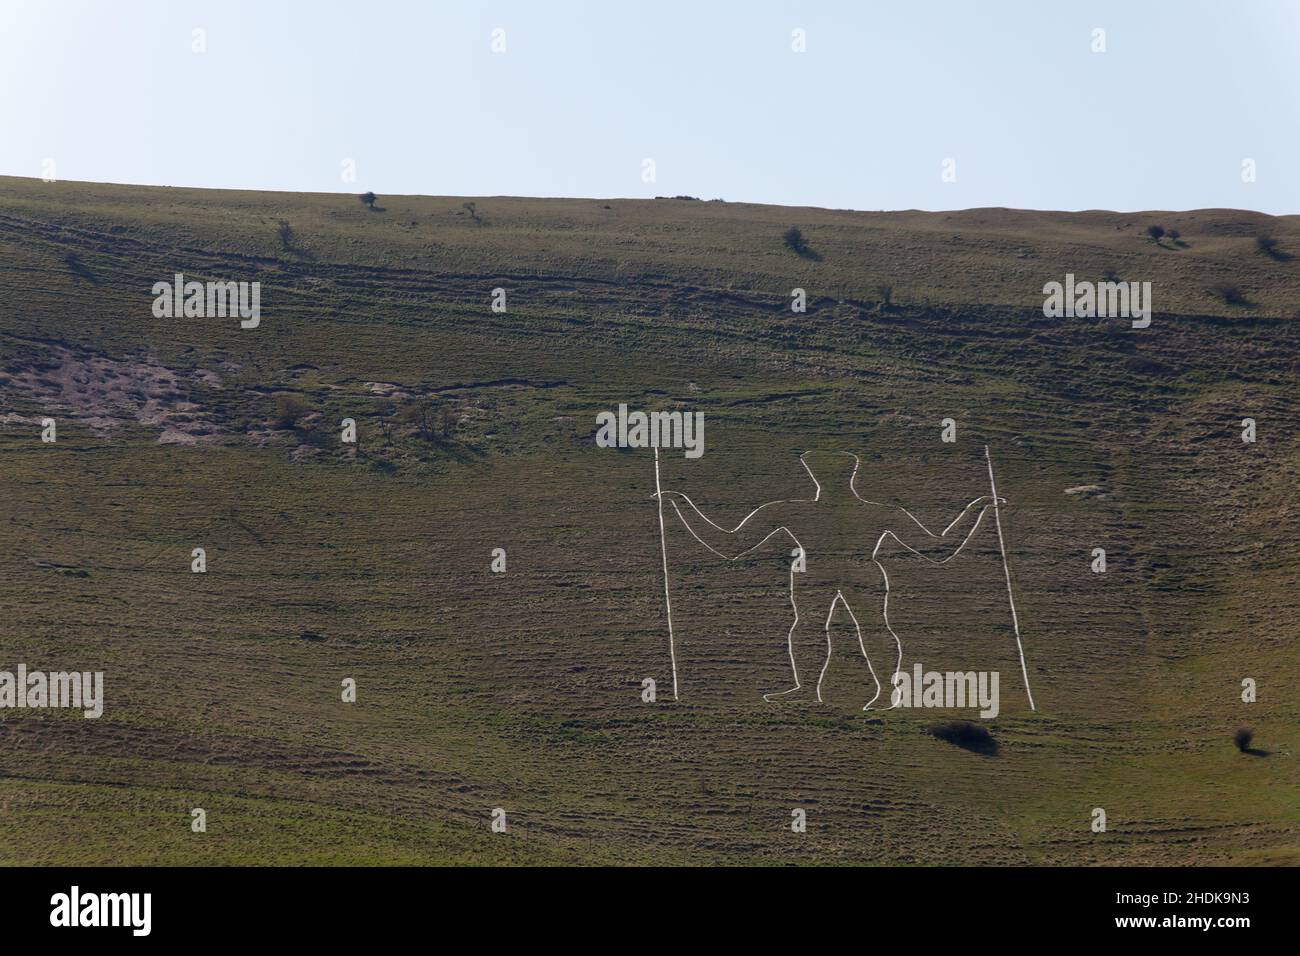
[3,0,1298,213]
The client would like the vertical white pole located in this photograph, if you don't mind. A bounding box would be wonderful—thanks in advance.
[984,445,1036,711]
[654,448,680,700]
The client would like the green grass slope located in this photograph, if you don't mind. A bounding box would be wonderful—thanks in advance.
[0,176,1296,864]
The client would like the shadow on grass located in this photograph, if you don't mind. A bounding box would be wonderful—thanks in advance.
[782,228,823,261]
[783,244,822,261]
[928,720,998,756]
[427,436,485,464]
[63,253,98,284]
[1235,727,1269,756]
[1209,284,1253,307]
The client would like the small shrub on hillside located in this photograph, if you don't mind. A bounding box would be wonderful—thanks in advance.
[1146,225,1165,242]
[1209,282,1247,305]
[782,226,808,255]
[1234,726,1253,752]
[395,398,459,443]
[273,393,310,429]
[375,400,396,445]
[1255,234,1285,259]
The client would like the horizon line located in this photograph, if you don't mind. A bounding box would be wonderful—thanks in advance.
[2,174,1294,220]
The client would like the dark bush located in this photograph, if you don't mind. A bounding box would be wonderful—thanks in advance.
[783,226,808,255]
[273,393,310,429]
[360,191,377,209]
[1234,727,1253,752]
[1146,225,1166,242]
[1209,282,1248,305]
[63,252,97,282]
[402,398,437,441]
[1255,234,1286,259]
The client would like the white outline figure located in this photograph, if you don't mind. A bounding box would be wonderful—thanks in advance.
[654,450,1034,711]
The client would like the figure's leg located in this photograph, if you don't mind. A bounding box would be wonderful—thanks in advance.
[764,583,835,703]
[845,584,902,711]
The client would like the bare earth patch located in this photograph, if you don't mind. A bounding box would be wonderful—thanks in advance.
[1,342,226,444]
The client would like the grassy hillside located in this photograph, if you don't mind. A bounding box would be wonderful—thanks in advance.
[0,176,1296,865]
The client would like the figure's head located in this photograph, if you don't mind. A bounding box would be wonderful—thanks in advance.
[798,450,860,499]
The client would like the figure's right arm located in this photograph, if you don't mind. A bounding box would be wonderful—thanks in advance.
[878,496,999,564]
[657,492,787,560]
